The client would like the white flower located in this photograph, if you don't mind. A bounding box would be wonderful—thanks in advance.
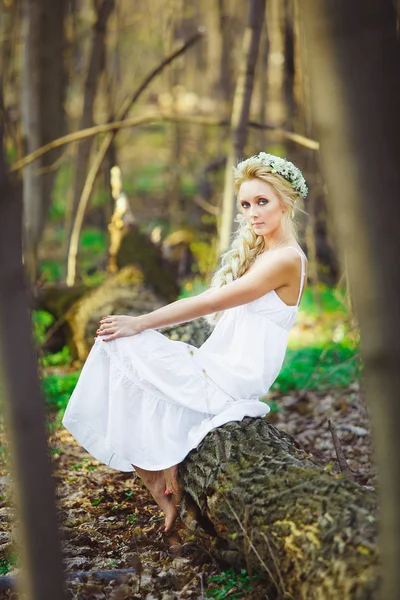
[253,152,308,198]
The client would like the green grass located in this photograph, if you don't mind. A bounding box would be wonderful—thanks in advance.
[207,568,258,599]
[299,284,349,316]
[0,554,18,576]
[42,346,72,368]
[42,371,81,412]
[273,343,361,394]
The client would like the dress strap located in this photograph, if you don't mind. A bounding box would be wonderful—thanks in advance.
[287,246,306,307]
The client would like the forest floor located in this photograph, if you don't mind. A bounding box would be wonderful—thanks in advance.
[0,380,375,600]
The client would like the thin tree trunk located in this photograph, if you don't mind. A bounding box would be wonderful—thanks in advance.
[299,1,400,597]
[218,0,233,105]
[164,0,185,229]
[21,0,41,281]
[64,0,115,280]
[257,11,269,150]
[0,117,66,600]
[283,0,295,130]
[219,0,266,254]
[21,0,66,283]
[293,0,322,302]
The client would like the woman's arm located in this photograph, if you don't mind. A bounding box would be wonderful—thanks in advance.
[97,249,298,341]
[140,250,296,329]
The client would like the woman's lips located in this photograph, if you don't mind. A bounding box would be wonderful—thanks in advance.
[252,222,264,226]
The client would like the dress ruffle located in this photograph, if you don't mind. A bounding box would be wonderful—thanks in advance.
[62,332,270,471]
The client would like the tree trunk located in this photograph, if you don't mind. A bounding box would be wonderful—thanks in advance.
[64,0,115,281]
[283,0,295,130]
[21,0,66,283]
[257,11,269,149]
[164,0,185,229]
[299,1,400,597]
[0,114,66,600]
[181,418,379,599]
[218,0,234,106]
[219,0,266,254]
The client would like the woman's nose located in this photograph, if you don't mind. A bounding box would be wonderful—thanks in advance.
[249,205,259,217]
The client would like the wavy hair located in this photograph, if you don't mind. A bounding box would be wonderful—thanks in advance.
[206,155,304,326]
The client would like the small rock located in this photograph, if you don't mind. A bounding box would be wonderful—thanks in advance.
[340,424,369,436]
[63,556,90,570]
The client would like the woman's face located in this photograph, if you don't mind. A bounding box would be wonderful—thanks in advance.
[238,178,286,237]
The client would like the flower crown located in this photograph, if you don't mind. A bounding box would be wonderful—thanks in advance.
[238,152,308,199]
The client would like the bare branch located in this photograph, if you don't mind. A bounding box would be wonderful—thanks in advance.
[11,115,318,173]
[328,420,356,482]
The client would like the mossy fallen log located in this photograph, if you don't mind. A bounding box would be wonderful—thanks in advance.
[116,226,180,300]
[180,417,380,600]
[65,267,209,361]
[66,266,163,360]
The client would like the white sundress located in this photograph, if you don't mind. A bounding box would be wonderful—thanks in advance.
[62,247,306,471]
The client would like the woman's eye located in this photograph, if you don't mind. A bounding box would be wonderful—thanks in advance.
[258,198,268,205]
[241,202,250,209]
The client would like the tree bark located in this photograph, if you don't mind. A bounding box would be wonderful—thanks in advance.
[219,0,266,254]
[283,0,295,131]
[181,418,379,599]
[299,1,400,597]
[0,113,66,599]
[218,0,234,105]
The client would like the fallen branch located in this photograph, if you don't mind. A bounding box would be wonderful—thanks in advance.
[0,568,137,592]
[328,419,356,482]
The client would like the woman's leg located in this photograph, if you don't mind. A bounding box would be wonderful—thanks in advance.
[133,465,177,532]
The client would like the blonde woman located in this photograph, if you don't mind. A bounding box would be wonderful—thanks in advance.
[63,153,308,532]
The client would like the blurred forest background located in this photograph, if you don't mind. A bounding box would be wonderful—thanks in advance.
[1,0,356,405]
[0,1,372,597]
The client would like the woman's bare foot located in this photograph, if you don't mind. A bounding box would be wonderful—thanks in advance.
[163,465,180,497]
[133,465,178,532]
[164,502,178,533]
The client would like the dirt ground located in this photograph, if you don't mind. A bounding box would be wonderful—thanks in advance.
[0,382,375,599]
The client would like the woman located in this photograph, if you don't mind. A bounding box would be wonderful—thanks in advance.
[62,152,308,532]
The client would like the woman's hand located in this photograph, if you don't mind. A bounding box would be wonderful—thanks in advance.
[96,315,144,342]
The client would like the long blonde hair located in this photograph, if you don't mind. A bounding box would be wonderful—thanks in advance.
[206,155,304,326]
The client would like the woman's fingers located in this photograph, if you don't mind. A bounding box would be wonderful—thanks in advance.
[97,327,116,335]
[102,332,120,342]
